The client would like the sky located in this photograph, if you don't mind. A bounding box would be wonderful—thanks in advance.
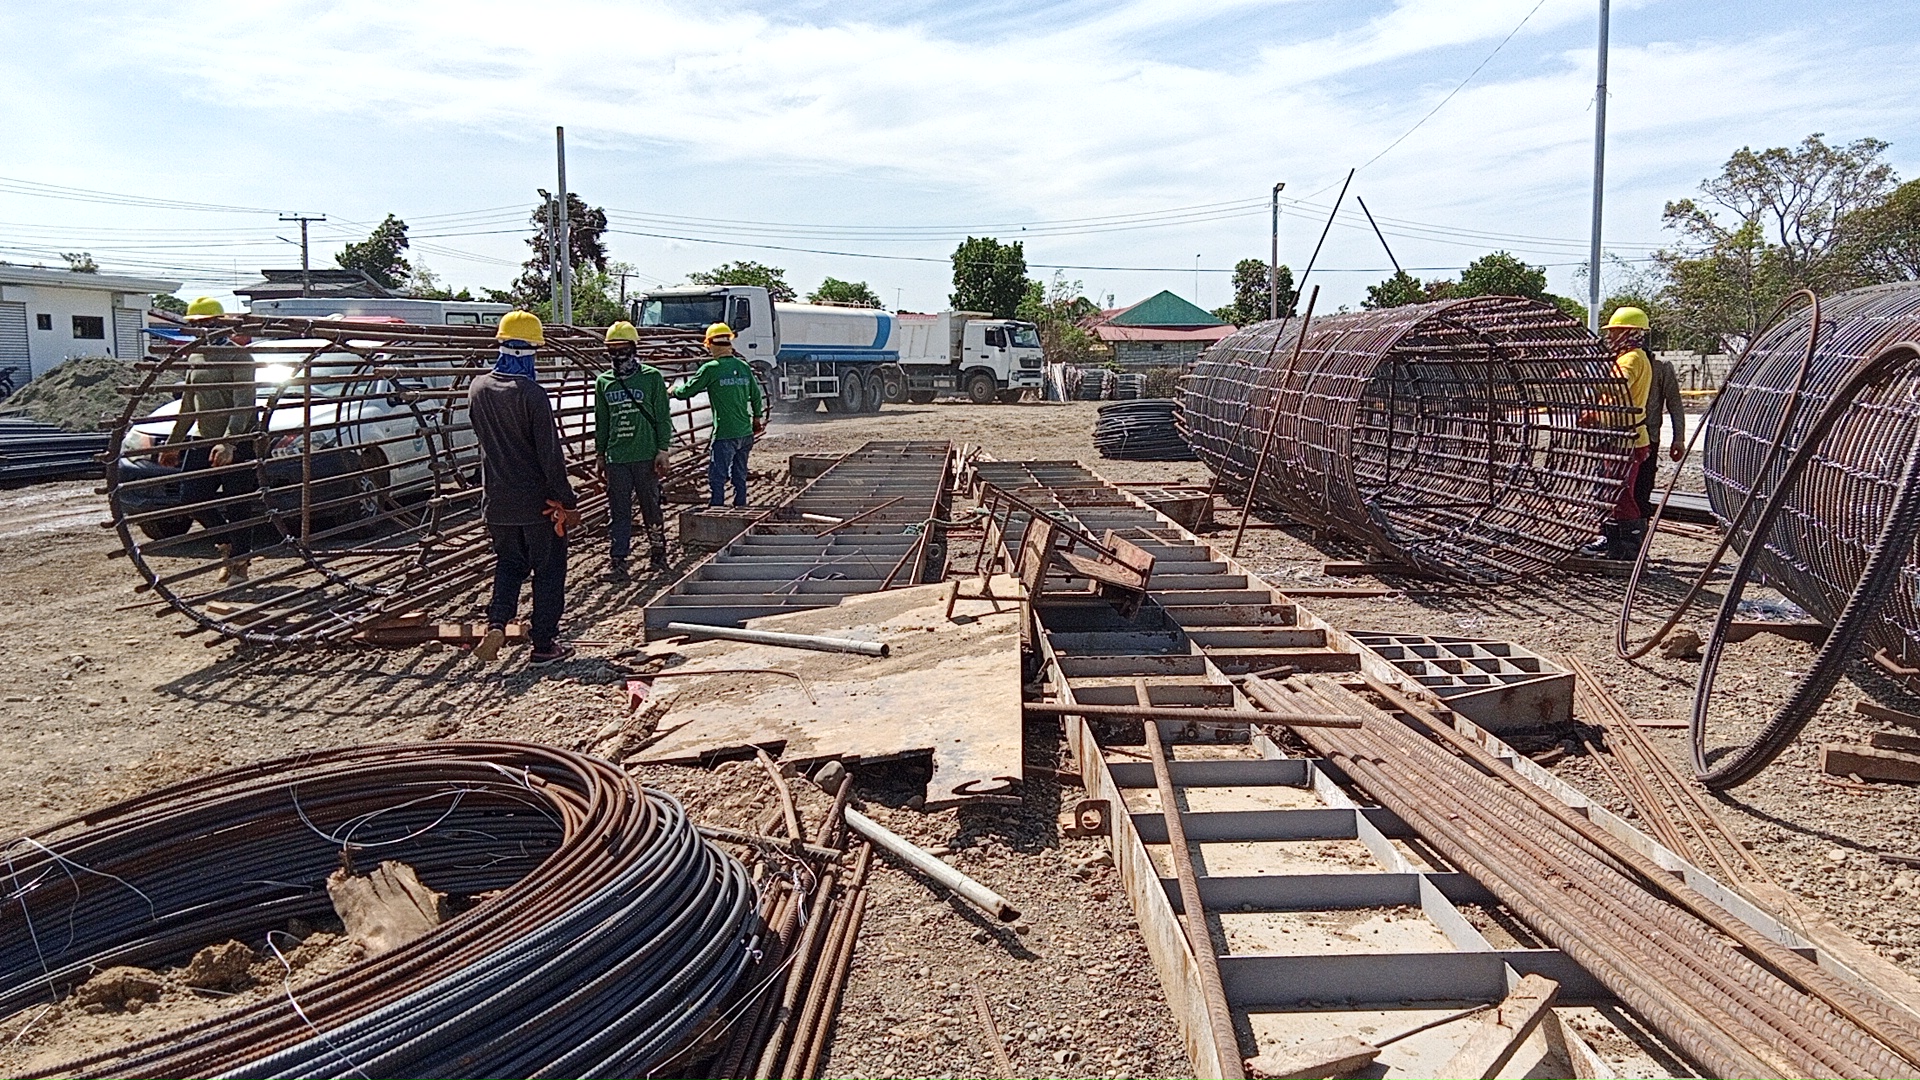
[2,0,1916,315]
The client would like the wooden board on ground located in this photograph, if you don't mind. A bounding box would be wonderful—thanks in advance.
[629,576,1026,809]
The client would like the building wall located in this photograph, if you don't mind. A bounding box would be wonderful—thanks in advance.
[1113,339,1208,370]
[0,283,151,378]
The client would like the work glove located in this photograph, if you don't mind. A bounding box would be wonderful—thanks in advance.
[544,498,583,538]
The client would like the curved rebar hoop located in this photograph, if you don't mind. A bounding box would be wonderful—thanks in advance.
[107,315,710,646]
[1616,289,1823,660]
[1179,296,1635,582]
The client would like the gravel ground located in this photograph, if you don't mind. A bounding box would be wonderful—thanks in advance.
[2,397,1916,1075]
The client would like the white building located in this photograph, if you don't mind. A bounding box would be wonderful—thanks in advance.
[0,265,181,381]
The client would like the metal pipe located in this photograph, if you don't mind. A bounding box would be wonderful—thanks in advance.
[1588,0,1611,333]
[662,622,890,657]
[844,807,1020,922]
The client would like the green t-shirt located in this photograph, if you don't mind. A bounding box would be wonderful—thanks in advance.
[672,355,766,441]
[594,366,674,463]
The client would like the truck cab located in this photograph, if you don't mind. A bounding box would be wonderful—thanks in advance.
[634,287,779,361]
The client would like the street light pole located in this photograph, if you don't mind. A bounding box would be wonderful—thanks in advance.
[1269,182,1285,321]
[556,125,573,325]
[1587,0,1610,332]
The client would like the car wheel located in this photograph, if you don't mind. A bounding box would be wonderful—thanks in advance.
[966,371,997,405]
[137,515,193,541]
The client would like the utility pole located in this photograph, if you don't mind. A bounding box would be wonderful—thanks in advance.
[1269,182,1285,321]
[280,213,325,297]
[555,126,573,325]
[1587,0,1610,333]
[617,268,631,308]
[1194,255,1201,305]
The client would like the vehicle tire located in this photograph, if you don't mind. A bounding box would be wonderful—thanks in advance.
[879,365,908,405]
[832,371,867,414]
[907,390,937,405]
[138,515,193,541]
[860,372,884,412]
[996,389,1025,404]
[965,371,997,405]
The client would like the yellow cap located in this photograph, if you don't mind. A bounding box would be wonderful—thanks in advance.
[605,320,640,344]
[185,296,224,318]
[1605,306,1650,331]
[496,310,545,345]
[704,322,735,341]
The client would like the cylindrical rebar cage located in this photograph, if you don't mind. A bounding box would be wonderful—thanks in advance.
[1179,296,1636,582]
[108,315,710,646]
[1704,282,1920,667]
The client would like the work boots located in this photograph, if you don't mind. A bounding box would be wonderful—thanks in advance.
[1608,519,1648,561]
[601,560,630,584]
[647,527,669,575]
[1582,523,1619,558]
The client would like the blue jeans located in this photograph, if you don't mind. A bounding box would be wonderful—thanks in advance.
[605,459,665,561]
[709,435,753,507]
[487,523,567,649]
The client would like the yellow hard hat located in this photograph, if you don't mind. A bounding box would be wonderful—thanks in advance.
[1605,306,1650,331]
[496,310,545,345]
[185,296,224,318]
[704,322,735,342]
[605,320,640,344]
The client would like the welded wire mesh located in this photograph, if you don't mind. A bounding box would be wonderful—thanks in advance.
[1703,282,1920,667]
[107,316,711,646]
[1179,296,1635,582]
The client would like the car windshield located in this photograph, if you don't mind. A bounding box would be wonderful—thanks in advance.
[640,296,728,330]
[1009,325,1041,349]
[247,347,384,400]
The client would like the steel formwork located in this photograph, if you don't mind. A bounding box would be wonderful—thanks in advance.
[1179,296,1636,582]
[642,440,953,635]
[106,315,711,646]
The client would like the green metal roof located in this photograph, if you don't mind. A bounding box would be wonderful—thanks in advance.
[1109,290,1226,328]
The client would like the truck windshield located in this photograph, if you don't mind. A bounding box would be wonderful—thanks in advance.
[640,296,728,329]
[1009,325,1041,349]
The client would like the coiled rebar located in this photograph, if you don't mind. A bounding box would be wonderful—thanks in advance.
[0,741,757,1078]
[1179,296,1635,582]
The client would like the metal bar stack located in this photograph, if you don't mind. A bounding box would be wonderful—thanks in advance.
[643,441,954,636]
[0,417,107,483]
[1178,296,1636,582]
[106,315,710,646]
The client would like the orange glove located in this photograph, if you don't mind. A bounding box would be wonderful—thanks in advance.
[544,498,583,537]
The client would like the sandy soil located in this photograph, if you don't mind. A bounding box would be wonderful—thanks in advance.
[1,398,1916,1075]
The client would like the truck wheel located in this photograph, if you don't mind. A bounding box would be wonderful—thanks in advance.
[879,365,907,405]
[996,389,1025,404]
[965,371,997,405]
[907,390,937,404]
[861,373,884,412]
[828,371,866,414]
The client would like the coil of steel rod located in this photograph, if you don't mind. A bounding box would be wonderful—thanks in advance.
[1092,399,1198,461]
[0,741,757,1079]
[106,315,713,646]
[1178,296,1636,582]
[1689,282,1920,785]
[1252,675,1920,1079]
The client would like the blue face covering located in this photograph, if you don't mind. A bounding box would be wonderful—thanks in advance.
[495,341,537,380]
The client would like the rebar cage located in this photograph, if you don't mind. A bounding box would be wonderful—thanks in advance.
[107,315,711,646]
[1704,282,1920,667]
[1179,296,1636,582]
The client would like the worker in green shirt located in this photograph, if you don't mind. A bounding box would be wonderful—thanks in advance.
[594,321,675,582]
[671,322,767,507]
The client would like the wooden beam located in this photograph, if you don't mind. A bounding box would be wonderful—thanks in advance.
[1244,1036,1379,1080]
[1822,743,1920,783]
[1724,619,1828,644]
[1871,730,1920,755]
[1855,699,1920,733]
[1439,974,1560,1080]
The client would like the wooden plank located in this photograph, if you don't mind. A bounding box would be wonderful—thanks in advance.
[1871,730,1920,755]
[1724,619,1828,644]
[1321,560,1426,578]
[1440,973,1560,1080]
[355,622,528,646]
[1855,700,1920,733]
[1244,1036,1379,1080]
[1822,743,1920,783]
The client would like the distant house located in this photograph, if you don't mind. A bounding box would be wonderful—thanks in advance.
[234,268,393,302]
[0,264,181,380]
[1083,290,1235,369]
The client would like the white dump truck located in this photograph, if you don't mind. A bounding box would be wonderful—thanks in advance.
[632,285,1042,412]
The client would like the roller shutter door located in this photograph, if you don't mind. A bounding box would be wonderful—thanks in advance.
[0,302,28,381]
[113,308,144,360]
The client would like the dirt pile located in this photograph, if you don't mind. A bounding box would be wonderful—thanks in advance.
[1,355,133,432]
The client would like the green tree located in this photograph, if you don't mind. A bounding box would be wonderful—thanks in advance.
[152,293,188,314]
[1363,271,1425,309]
[1016,271,1102,365]
[1838,177,1920,283]
[61,252,98,273]
[1457,251,1548,299]
[950,237,1030,318]
[565,265,631,326]
[398,259,474,301]
[509,192,610,306]
[687,260,796,302]
[1210,259,1297,324]
[336,214,412,289]
[808,276,882,307]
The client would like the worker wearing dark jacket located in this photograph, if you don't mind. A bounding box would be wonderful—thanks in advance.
[1634,356,1687,518]
[671,322,766,507]
[594,321,674,581]
[469,311,579,666]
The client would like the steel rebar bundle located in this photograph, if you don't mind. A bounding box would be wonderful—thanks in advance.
[1179,296,1636,581]
[107,315,711,646]
[1092,399,1198,461]
[0,741,757,1079]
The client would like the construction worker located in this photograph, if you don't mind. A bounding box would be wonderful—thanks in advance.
[1636,352,1688,518]
[469,311,580,666]
[1588,306,1654,560]
[167,297,258,584]
[594,320,674,582]
[671,322,767,508]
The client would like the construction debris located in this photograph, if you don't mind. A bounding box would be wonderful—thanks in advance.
[326,860,449,957]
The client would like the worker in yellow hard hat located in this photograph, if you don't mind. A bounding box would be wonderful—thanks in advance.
[594,321,674,582]
[670,322,768,507]
[1586,306,1655,560]
[167,296,260,583]
[469,310,578,666]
